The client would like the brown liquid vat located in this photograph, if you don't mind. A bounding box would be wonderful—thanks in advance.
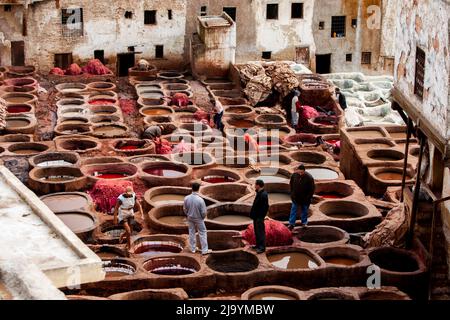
[179,122,213,136]
[366,149,405,162]
[56,138,100,153]
[241,286,303,300]
[59,117,90,125]
[0,134,32,143]
[319,200,370,220]
[56,98,86,109]
[2,85,37,95]
[212,89,243,99]
[82,163,139,183]
[358,289,410,300]
[289,150,328,164]
[200,183,252,202]
[4,77,37,87]
[172,152,216,169]
[140,161,192,187]
[89,104,121,115]
[206,250,259,273]
[314,181,355,200]
[367,166,415,196]
[147,204,189,234]
[144,115,173,125]
[223,105,255,120]
[54,123,93,136]
[8,142,49,156]
[109,288,188,301]
[163,83,190,91]
[137,97,168,108]
[294,225,349,248]
[55,210,98,242]
[91,115,122,124]
[87,82,117,92]
[5,116,37,134]
[29,151,81,168]
[205,203,253,230]
[40,192,91,212]
[254,114,287,129]
[28,166,87,194]
[264,182,291,204]
[317,245,367,267]
[306,288,358,300]
[92,123,129,138]
[144,186,192,211]
[283,133,317,147]
[1,92,37,105]
[218,97,247,106]
[6,66,35,78]
[265,247,324,271]
[111,138,155,156]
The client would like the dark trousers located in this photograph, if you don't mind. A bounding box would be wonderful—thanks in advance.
[253,218,266,250]
[214,111,224,131]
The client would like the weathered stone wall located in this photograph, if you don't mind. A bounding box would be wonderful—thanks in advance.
[0,4,24,65]
[5,0,187,72]
[394,0,449,139]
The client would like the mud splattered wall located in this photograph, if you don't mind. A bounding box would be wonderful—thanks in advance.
[394,0,449,140]
[22,0,187,72]
[0,5,24,65]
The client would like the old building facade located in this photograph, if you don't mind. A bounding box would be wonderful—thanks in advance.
[0,0,395,74]
[392,0,450,286]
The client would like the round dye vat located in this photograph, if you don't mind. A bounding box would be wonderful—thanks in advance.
[348,130,384,138]
[95,173,129,179]
[144,166,185,178]
[37,160,74,167]
[211,215,253,225]
[251,293,296,301]
[133,241,183,258]
[56,212,95,233]
[324,256,359,266]
[151,194,186,205]
[144,257,199,276]
[375,172,404,181]
[316,192,344,199]
[326,139,340,145]
[41,193,89,212]
[228,119,254,129]
[249,173,289,183]
[90,99,115,105]
[150,266,196,276]
[158,216,187,225]
[103,260,136,278]
[118,145,140,151]
[93,125,127,136]
[41,175,76,182]
[202,175,237,184]
[7,104,32,114]
[268,252,319,270]
[140,91,164,99]
[269,193,291,203]
[6,119,30,128]
[307,168,339,180]
[142,108,172,116]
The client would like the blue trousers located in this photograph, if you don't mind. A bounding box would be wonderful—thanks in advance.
[289,202,309,226]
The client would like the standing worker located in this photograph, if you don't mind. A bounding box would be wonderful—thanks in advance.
[213,99,224,132]
[335,88,348,110]
[282,90,296,124]
[250,180,269,254]
[289,164,315,230]
[113,186,143,250]
[183,183,212,255]
[291,90,301,128]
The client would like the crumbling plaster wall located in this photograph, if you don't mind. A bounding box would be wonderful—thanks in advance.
[394,0,449,140]
[253,0,316,64]
[0,5,24,65]
[24,0,187,72]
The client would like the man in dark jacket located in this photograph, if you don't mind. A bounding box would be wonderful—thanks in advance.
[250,180,269,254]
[289,164,315,230]
[335,88,348,110]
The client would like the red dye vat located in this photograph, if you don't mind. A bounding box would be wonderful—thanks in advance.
[90,99,115,105]
[119,145,139,150]
[7,105,31,113]
[97,173,129,179]
[202,176,236,184]
[326,139,340,145]
[144,167,185,178]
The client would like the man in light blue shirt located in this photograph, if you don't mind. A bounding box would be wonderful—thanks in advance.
[183,183,211,255]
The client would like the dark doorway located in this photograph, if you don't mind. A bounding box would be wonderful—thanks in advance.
[117,52,135,77]
[11,41,25,66]
[223,7,236,21]
[316,54,331,74]
[94,50,105,64]
[54,53,73,69]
